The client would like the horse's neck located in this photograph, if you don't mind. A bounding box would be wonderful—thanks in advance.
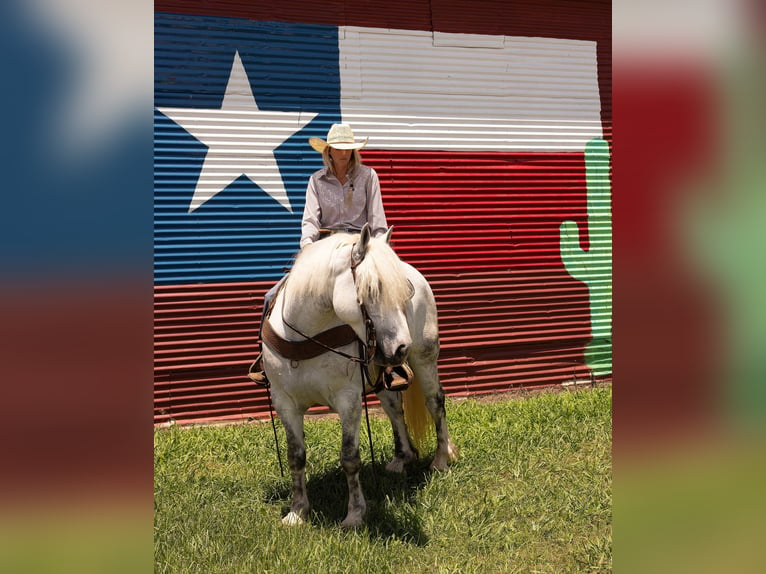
[280,289,340,337]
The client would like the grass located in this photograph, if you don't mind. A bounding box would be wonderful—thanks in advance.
[155,386,611,573]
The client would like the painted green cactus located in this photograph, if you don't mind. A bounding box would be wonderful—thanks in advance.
[559,138,612,376]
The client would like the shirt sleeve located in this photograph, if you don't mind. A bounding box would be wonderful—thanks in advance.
[366,168,388,237]
[300,174,321,247]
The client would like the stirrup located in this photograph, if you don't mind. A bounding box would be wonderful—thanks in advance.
[382,363,413,392]
[247,354,270,387]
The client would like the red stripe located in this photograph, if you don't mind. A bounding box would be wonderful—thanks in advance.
[154,277,591,425]
[367,151,590,271]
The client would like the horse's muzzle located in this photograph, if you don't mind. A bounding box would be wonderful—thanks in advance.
[377,343,410,366]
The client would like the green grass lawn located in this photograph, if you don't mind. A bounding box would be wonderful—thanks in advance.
[155,386,611,573]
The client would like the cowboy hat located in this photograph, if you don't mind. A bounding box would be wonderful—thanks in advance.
[309,123,368,152]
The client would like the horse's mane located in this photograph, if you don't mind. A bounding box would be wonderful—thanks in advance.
[286,234,355,303]
[286,233,411,310]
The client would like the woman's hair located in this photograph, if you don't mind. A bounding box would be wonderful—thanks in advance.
[322,147,362,178]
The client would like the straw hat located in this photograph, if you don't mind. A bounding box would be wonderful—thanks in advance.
[309,123,369,152]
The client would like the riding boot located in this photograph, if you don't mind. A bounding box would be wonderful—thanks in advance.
[247,353,270,387]
[383,362,413,392]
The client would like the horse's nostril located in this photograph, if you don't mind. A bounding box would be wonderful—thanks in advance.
[396,344,410,361]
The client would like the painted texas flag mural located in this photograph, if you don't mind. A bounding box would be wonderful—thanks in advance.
[154,8,611,423]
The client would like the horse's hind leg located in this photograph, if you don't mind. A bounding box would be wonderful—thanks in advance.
[413,359,458,471]
[280,408,310,526]
[377,391,418,472]
[336,398,366,528]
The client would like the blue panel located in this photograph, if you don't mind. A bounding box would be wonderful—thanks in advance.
[154,14,342,284]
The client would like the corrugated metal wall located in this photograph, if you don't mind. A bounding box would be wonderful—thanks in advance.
[154,1,611,425]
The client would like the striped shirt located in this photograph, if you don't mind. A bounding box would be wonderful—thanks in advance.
[300,164,388,247]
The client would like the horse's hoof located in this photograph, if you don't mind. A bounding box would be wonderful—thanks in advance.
[281,511,305,526]
[430,441,459,471]
[385,450,417,473]
[385,458,406,473]
[340,515,364,529]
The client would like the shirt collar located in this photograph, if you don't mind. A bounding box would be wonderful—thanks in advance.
[317,167,335,182]
[318,166,356,184]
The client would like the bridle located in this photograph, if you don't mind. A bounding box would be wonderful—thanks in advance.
[350,246,378,379]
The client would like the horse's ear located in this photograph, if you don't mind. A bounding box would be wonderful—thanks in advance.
[352,223,371,265]
[383,226,394,244]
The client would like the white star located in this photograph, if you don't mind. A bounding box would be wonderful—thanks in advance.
[157,51,317,213]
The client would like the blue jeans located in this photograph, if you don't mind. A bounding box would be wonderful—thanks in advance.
[260,274,287,336]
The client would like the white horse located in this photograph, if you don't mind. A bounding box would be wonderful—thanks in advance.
[262,224,458,528]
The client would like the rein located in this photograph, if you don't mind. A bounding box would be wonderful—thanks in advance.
[349,250,379,470]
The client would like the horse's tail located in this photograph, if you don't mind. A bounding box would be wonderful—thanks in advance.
[402,374,432,454]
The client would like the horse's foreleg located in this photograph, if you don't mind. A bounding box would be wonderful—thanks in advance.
[377,390,419,472]
[415,361,458,471]
[337,399,366,528]
[280,409,309,526]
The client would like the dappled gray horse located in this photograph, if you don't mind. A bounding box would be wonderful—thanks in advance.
[262,224,458,527]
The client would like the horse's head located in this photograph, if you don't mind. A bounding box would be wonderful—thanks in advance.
[333,224,413,367]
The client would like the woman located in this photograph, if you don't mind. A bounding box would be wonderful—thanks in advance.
[249,123,411,390]
[301,122,388,246]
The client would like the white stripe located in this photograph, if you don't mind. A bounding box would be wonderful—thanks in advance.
[339,27,603,152]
